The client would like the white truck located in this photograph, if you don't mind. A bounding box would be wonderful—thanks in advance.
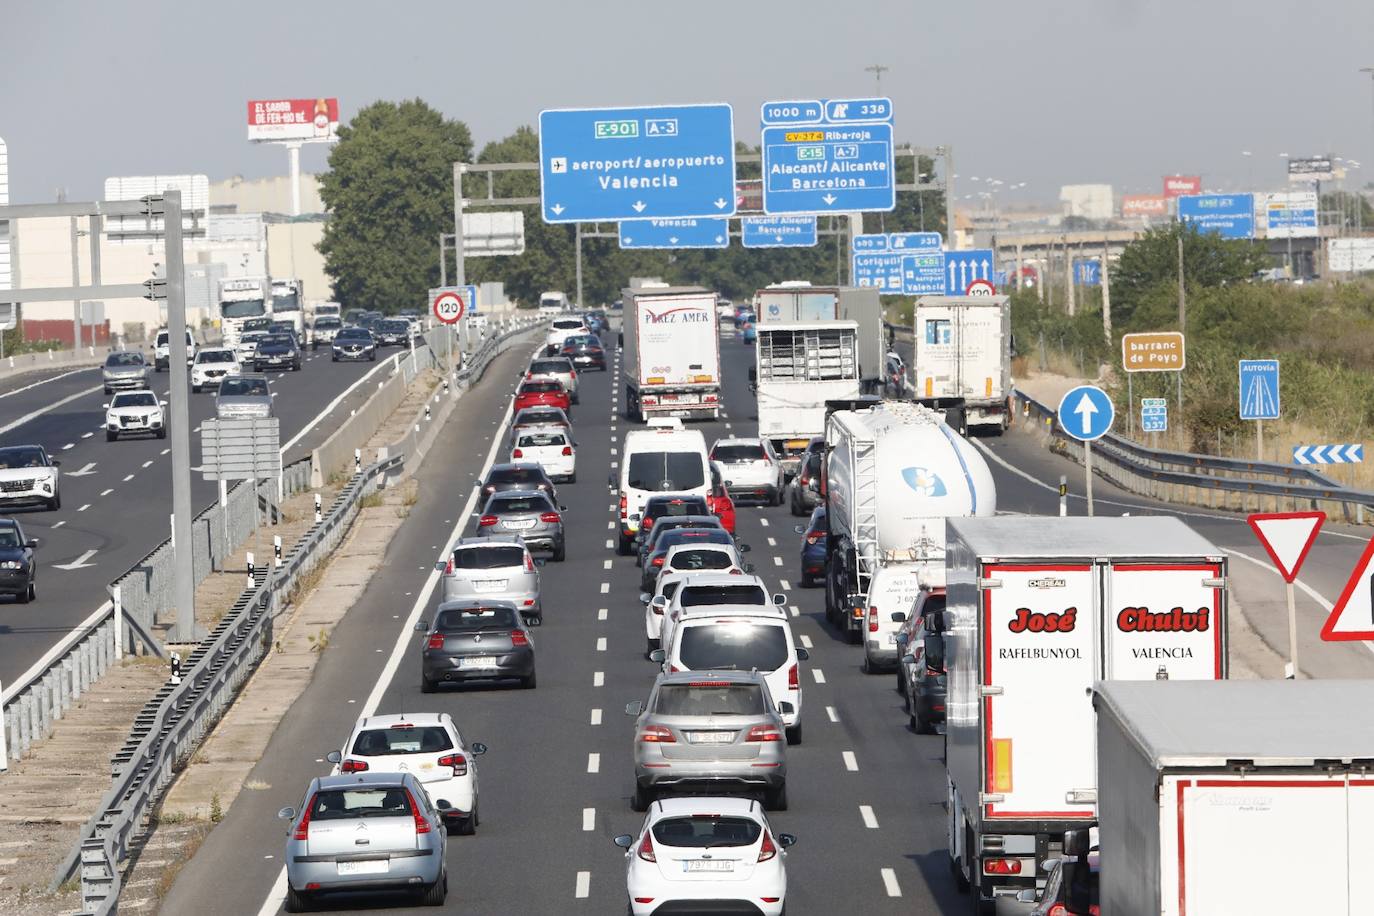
[750,321,861,476]
[269,278,306,335]
[822,400,996,644]
[913,295,1013,433]
[218,277,271,348]
[538,291,569,315]
[944,517,1228,912]
[1095,679,1374,916]
[620,286,721,423]
[757,286,885,390]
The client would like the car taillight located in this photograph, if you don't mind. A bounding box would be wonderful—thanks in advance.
[404,788,431,834]
[868,606,879,633]
[427,633,446,649]
[512,448,524,458]
[443,559,453,574]
[984,858,1022,875]
[788,664,799,689]
[510,630,530,647]
[639,725,676,743]
[293,793,317,840]
[479,515,498,527]
[561,446,572,456]
[651,556,665,567]
[524,553,535,572]
[340,758,369,773]
[1047,906,1068,916]
[643,517,655,529]
[619,494,627,516]
[637,832,656,862]
[805,534,821,546]
[668,665,681,674]
[540,512,561,523]
[437,753,468,776]
[744,724,783,743]
[757,831,778,862]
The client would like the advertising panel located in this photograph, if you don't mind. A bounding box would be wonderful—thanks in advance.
[1162,175,1202,198]
[247,98,340,142]
[1121,194,1168,216]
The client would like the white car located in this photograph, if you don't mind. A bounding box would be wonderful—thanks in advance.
[0,444,62,511]
[657,573,779,665]
[236,330,266,362]
[105,391,166,441]
[640,570,690,656]
[544,316,589,355]
[190,347,241,393]
[862,565,929,674]
[327,712,487,836]
[153,327,196,371]
[710,437,786,506]
[613,796,794,916]
[511,425,576,483]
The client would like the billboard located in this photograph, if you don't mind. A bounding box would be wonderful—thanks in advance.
[1121,194,1168,217]
[1163,175,1202,198]
[1177,193,1255,239]
[1287,157,1334,182]
[247,98,339,143]
[103,174,209,244]
[1262,191,1318,239]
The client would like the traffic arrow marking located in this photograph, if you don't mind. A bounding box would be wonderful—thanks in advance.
[714,198,727,209]
[1247,511,1324,583]
[66,462,97,477]
[632,201,647,213]
[53,548,98,571]
[821,194,837,205]
[1072,393,1098,437]
[1322,533,1374,641]
[550,204,565,216]
[669,237,679,245]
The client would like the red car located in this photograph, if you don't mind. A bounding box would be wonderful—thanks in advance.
[707,461,736,534]
[513,378,571,415]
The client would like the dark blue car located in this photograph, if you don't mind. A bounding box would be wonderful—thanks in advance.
[0,518,39,603]
[797,505,826,587]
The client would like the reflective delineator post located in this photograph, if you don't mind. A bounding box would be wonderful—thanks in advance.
[1059,475,1068,517]
[246,552,255,588]
[314,493,322,524]
[273,536,282,568]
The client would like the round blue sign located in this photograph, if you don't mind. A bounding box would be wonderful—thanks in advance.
[1056,385,1115,442]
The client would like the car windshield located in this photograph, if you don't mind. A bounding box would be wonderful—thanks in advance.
[337,329,371,341]
[657,529,732,553]
[551,319,584,330]
[351,725,454,756]
[647,497,709,519]
[0,447,46,469]
[654,684,767,717]
[564,336,597,347]
[530,360,571,374]
[436,606,518,630]
[308,788,415,821]
[489,495,553,514]
[113,392,157,408]
[628,451,705,491]
[198,350,234,364]
[712,443,766,462]
[808,511,828,534]
[679,623,789,672]
[222,299,267,320]
[680,584,766,608]
[380,320,408,332]
[668,548,734,571]
[514,409,566,426]
[260,335,293,347]
[522,380,562,394]
[106,352,144,367]
[0,526,21,548]
[452,545,525,570]
[517,432,567,448]
[489,467,548,486]
[315,317,341,329]
[219,378,269,397]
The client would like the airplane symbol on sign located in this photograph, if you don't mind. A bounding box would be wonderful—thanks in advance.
[550,157,567,174]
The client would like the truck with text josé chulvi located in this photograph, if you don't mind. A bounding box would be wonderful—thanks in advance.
[942,516,1227,912]
[218,276,271,348]
[620,286,721,423]
[912,294,1012,434]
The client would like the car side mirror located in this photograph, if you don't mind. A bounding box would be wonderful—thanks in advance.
[777,833,797,848]
[414,619,429,632]
[796,647,810,661]
[471,743,487,755]
[559,505,568,512]
[159,400,168,407]
[1015,889,1037,903]
[651,596,668,610]
[625,700,643,716]
[102,402,111,409]
[52,459,61,467]
[772,594,786,606]
[794,525,806,534]
[639,592,651,604]
[25,538,39,549]
[326,750,342,764]
[435,799,453,811]
[649,649,666,664]
[613,834,634,849]
[744,564,756,574]
[724,480,734,487]
[434,561,447,572]
[278,806,296,821]
[901,654,915,666]
[891,611,907,623]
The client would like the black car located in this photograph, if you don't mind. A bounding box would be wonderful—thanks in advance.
[374,319,410,347]
[788,437,826,516]
[416,600,536,692]
[0,518,39,603]
[332,327,378,362]
[251,333,301,372]
[481,462,558,501]
[640,527,741,592]
[635,494,712,554]
[897,593,948,734]
[637,512,723,568]
[559,334,607,370]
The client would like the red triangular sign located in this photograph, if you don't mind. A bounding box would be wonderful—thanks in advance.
[1247,511,1324,583]
[1322,535,1374,641]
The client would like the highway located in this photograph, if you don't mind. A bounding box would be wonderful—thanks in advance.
[0,344,414,690]
[161,328,1374,915]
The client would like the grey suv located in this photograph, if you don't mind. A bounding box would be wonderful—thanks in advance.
[475,489,566,561]
[437,537,543,624]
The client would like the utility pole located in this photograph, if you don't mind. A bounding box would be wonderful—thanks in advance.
[865,63,889,91]
[451,163,466,363]
[163,190,197,643]
[1177,232,1186,330]
[1100,240,1112,343]
[1064,234,1075,317]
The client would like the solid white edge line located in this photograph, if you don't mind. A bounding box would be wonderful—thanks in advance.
[279,356,394,455]
[0,601,113,705]
[0,365,97,402]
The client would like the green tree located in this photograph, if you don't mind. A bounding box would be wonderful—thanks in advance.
[1109,223,1270,329]
[318,99,472,312]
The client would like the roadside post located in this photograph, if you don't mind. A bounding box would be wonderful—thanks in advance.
[1248,512,1325,679]
[1057,385,1115,516]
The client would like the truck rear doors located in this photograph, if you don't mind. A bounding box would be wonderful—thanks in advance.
[915,302,1005,402]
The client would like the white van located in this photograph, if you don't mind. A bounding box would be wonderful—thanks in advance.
[613,422,711,555]
[511,425,576,483]
[861,565,933,674]
[538,291,569,316]
[654,610,809,744]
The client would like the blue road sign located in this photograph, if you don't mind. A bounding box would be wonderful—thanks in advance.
[852,232,945,294]
[887,232,943,252]
[538,104,736,223]
[459,284,479,315]
[1141,397,1167,433]
[760,98,895,215]
[944,249,996,295]
[1178,193,1255,239]
[1293,444,1364,465]
[1238,359,1280,420]
[851,234,890,252]
[1265,193,1319,237]
[852,252,905,292]
[902,253,946,295]
[1058,385,1115,441]
[741,216,818,248]
[994,269,1009,288]
[619,218,729,250]
[1074,259,1101,286]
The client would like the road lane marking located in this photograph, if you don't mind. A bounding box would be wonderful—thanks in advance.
[62,443,74,450]
[575,871,590,898]
[582,808,595,831]
[779,579,791,591]
[767,537,776,547]
[843,750,858,771]
[610,461,617,468]
[99,488,113,496]
[881,868,901,896]
[799,634,813,649]
[596,637,607,652]
[598,608,608,621]
[77,504,91,512]
[788,605,799,618]
[607,520,614,529]
[0,366,96,402]
[600,582,609,593]
[52,521,65,529]
[0,382,103,436]
[123,474,134,482]
[812,668,827,684]
[593,671,604,687]
[605,539,613,549]
[603,559,612,570]
[826,706,839,722]
[81,432,93,439]
[160,448,170,455]
[860,805,879,829]
[590,708,602,725]
[587,753,600,774]
[773,556,783,566]
[142,460,153,468]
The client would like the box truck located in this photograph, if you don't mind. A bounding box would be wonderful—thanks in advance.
[756,286,885,388]
[822,400,996,643]
[751,321,861,476]
[218,277,271,348]
[1095,679,1374,916]
[944,516,1228,912]
[913,295,1013,433]
[620,286,721,422]
[269,278,306,335]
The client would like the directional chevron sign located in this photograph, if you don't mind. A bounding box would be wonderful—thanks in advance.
[1293,444,1364,465]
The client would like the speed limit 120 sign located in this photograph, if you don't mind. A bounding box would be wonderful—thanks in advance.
[432,290,465,325]
[964,279,997,297]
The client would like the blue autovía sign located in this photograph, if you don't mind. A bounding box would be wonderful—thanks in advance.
[1178,193,1255,239]
[618,218,729,250]
[741,216,818,248]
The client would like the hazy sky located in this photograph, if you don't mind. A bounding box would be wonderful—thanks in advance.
[4,0,1373,206]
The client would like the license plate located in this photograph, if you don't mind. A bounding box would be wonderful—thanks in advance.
[337,859,388,876]
[687,731,735,744]
[505,519,536,530]
[460,656,498,668]
[684,860,733,873]
[887,634,898,644]
[472,579,506,592]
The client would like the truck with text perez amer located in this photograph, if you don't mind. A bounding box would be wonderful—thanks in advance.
[620,286,721,423]
[942,516,1227,913]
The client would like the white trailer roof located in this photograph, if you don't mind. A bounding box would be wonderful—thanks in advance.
[1095,680,1374,767]
[947,516,1221,559]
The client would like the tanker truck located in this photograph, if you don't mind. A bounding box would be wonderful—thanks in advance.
[821,398,997,651]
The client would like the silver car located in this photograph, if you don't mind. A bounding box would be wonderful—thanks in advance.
[709,437,786,506]
[101,350,150,393]
[436,537,544,624]
[626,670,788,812]
[215,373,273,419]
[475,489,566,562]
[526,356,580,404]
[277,771,448,912]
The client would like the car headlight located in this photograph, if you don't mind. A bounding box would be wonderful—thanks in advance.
[39,479,53,493]
[1,560,22,570]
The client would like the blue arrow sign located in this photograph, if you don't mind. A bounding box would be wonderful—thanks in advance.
[459,284,479,315]
[944,249,996,294]
[1178,193,1255,239]
[1058,385,1115,441]
[618,218,729,250]
[760,97,895,215]
[1293,444,1364,465]
[1074,259,1101,286]
[741,216,817,249]
[1238,359,1280,420]
[538,103,737,223]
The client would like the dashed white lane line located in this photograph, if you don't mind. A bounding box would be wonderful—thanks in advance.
[799,634,813,649]
[62,443,74,450]
[52,520,65,529]
[160,448,170,455]
[575,871,591,899]
[610,447,617,454]
[607,503,615,512]
[881,868,901,897]
[99,488,113,497]
[779,579,791,591]
[593,671,605,687]
[724,422,732,429]
[590,708,603,726]
[860,805,880,828]
[759,517,769,527]
[586,753,600,774]
[610,461,618,468]
[81,432,93,439]
[582,808,595,831]
[788,605,800,618]
[772,556,783,567]
[600,582,610,594]
[605,539,613,549]
[767,537,776,547]
[812,668,827,685]
[603,559,612,570]
[598,607,608,621]
[77,504,91,512]
[826,706,839,723]
[123,474,134,482]
[607,520,614,530]
[596,637,607,652]
[843,750,859,771]
[142,460,153,468]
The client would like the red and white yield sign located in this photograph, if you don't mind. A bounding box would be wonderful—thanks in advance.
[432,289,465,325]
[1247,511,1324,582]
[1321,534,1374,641]
[965,279,997,297]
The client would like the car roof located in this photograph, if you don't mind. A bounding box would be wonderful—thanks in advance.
[453,536,525,549]
[652,795,760,819]
[678,571,767,589]
[488,462,549,474]
[354,712,447,730]
[436,598,520,613]
[656,669,769,688]
[316,772,415,791]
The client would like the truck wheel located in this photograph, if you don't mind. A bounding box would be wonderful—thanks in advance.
[950,852,970,894]
[616,532,632,556]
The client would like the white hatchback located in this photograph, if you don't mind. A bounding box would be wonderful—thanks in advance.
[640,570,689,656]
[614,796,794,916]
[327,712,487,835]
[544,317,589,355]
[511,425,576,483]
